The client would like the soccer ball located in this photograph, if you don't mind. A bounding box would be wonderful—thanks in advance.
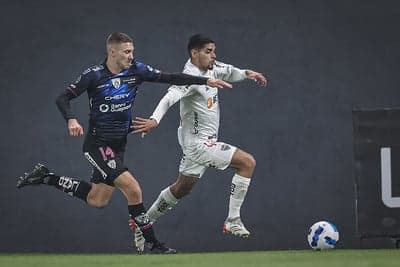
[307,221,339,250]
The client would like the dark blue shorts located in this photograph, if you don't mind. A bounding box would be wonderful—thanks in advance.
[82,132,128,186]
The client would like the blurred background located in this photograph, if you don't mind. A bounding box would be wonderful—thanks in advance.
[1,0,400,252]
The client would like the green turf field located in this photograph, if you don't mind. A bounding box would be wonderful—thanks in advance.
[0,249,399,267]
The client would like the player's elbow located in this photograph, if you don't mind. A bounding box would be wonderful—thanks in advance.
[55,94,63,107]
[55,93,67,109]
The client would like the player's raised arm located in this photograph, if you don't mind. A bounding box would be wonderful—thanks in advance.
[157,72,232,88]
[144,69,232,89]
[214,61,267,87]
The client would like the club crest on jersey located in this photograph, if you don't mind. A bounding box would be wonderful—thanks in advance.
[111,78,121,89]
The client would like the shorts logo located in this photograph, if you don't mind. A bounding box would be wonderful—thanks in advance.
[111,78,121,89]
[84,152,107,179]
[220,144,231,151]
[107,160,116,169]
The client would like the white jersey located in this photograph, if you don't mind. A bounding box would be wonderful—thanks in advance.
[151,59,247,150]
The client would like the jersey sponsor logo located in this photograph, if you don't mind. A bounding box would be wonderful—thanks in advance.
[105,93,130,100]
[207,94,218,109]
[99,103,132,113]
[122,77,137,84]
[112,78,121,89]
[99,104,109,112]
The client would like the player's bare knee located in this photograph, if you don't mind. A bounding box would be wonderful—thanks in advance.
[87,198,109,209]
[178,186,192,198]
[247,154,256,170]
[121,184,142,203]
[171,182,193,199]
[171,186,186,199]
[241,153,256,171]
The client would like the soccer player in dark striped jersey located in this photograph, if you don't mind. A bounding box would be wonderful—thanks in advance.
[16,32,231,254]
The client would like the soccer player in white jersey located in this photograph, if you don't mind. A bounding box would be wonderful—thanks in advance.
[132,34,267,238]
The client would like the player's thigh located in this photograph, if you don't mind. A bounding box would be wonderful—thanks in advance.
[83,136,128,186]
[114,171,142,200]
[179,141,236,178]
[194,141,237,170]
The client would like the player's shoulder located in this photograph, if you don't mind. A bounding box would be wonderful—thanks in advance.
[213,60,232,70]
[81,63,105,76]
[183,59,202,76]
[133,60,160,73]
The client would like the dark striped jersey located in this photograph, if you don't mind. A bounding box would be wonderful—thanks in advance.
[56,60,208,140]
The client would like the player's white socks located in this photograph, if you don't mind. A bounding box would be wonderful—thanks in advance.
[228,173,251,219]
[147,187,178,223]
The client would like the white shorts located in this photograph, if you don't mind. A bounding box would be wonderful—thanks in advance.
[179,140,237,178]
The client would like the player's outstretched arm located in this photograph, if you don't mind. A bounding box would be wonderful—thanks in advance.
[207,78,232,89]
[156,73,232,88]
[131,87,184,138]
[245,70,268,87]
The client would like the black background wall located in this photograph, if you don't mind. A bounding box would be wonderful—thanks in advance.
[1,0,400,252]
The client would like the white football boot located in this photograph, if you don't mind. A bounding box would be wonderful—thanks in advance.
[128,218,145,254]
[223,217,250,238]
